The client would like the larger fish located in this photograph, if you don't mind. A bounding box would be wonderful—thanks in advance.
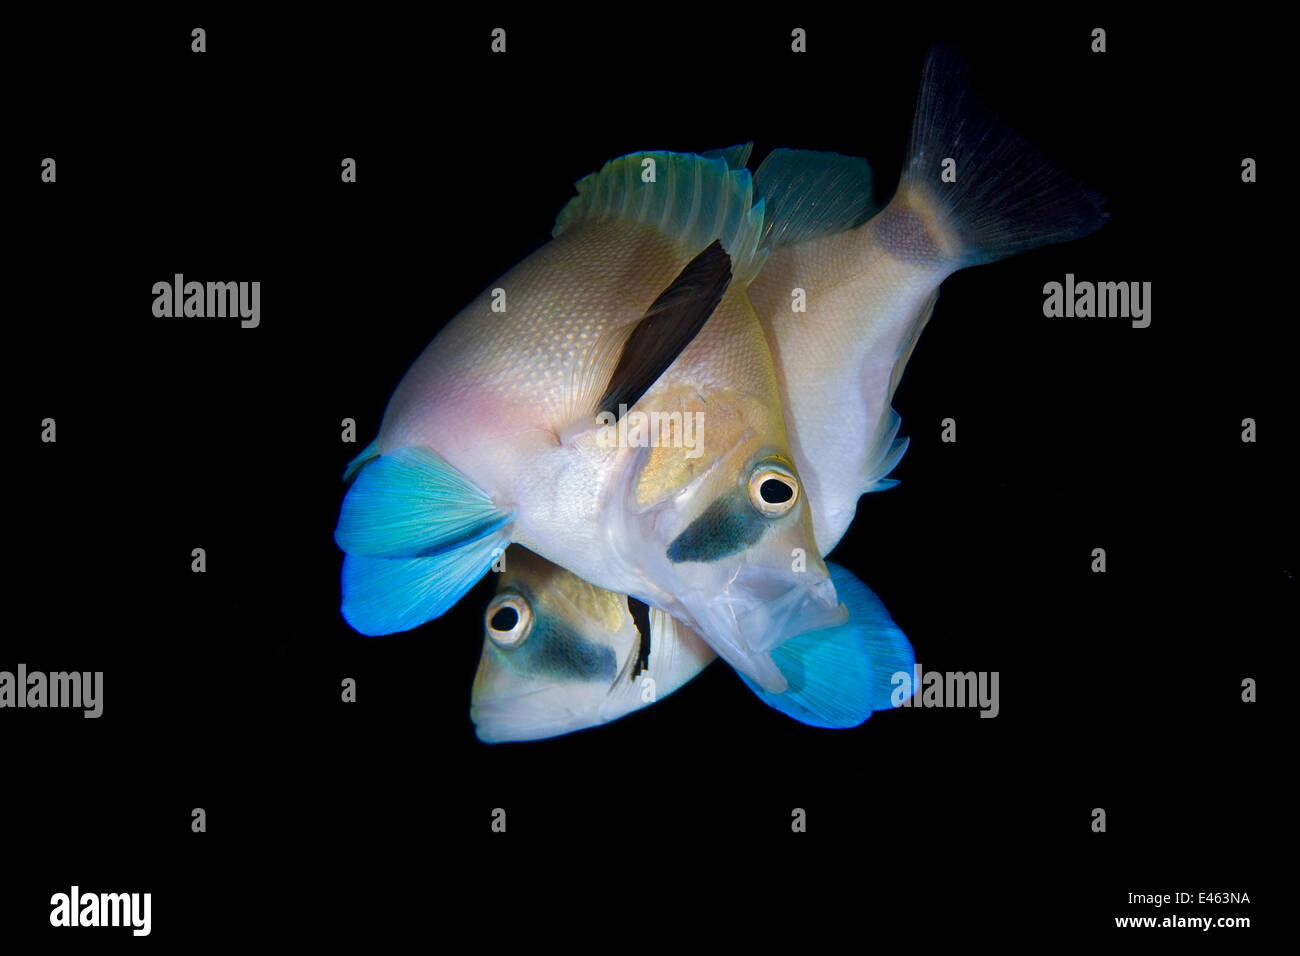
[336,147,846,692]
[470,46,1108,741]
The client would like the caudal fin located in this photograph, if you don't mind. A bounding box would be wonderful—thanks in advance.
[899,44,1108,264]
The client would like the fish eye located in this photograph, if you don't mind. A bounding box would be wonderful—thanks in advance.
[747,461,800,517]
[486,594,532,648]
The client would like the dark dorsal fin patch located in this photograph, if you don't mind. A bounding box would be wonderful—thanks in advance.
[596,240,732,420]
[627,596,652,680]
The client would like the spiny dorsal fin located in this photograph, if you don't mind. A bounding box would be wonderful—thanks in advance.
[595,240,732,419]
[553,150,767,286]
[753,148,878,248]
[700,143,754,170]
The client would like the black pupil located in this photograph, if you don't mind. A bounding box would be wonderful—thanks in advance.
[760,477,793,504]
[490,606,519,631]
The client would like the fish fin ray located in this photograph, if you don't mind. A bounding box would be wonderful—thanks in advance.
[341,533,507,636]
[901,44,1108,264]
[857,289,940,496]
[700,143,754,170]
[753,148,879,248]
[647,607,715,692]
[335,446,512,558]
[737,563,913,727]
[335,447,512,634]
[861,418,909,494]
[553,150,768,286]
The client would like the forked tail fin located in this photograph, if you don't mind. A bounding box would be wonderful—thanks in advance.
[898,44,1108,265]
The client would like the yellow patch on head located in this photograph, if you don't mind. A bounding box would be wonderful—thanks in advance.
[505,547,626,633]
[548,568,627,633]
[631,387,748,506]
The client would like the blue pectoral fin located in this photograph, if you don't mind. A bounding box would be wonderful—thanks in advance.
[342,539,508,636]
[335,446,513,635]
[335,446,511,557]
[737,563,914,727]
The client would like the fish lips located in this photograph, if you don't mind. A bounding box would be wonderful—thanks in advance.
[470,653,646,743]
[470,693,600,744]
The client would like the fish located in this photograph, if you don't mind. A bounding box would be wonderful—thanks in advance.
[748,46,1107,551]
[471,545,715,743]
[469,45,1108,741]
[336,145,847,693]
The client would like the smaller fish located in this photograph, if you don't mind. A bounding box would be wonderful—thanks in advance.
[471,546,714,743]
[472,549,912,743]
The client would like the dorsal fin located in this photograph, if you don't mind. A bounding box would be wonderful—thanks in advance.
[553,150,768,286]
[753,148,879,248]
[700,143,754,170]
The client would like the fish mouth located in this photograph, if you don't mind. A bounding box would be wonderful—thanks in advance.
[740,571,845,654]
[691,568,846,693]
[470,691,590,744]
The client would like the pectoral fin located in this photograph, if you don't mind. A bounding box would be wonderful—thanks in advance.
[335,446,514,635]
[341,438,379,482]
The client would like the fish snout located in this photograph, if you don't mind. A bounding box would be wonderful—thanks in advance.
[686,563,846,694]
[735,568,845,654]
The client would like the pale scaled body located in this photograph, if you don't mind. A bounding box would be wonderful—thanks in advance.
[471,193,961,742]
[376,217,839,690]
[465,44,1112,740]
[749,194,955,552]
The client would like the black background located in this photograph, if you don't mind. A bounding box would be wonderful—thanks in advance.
[5,8,1287,944]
